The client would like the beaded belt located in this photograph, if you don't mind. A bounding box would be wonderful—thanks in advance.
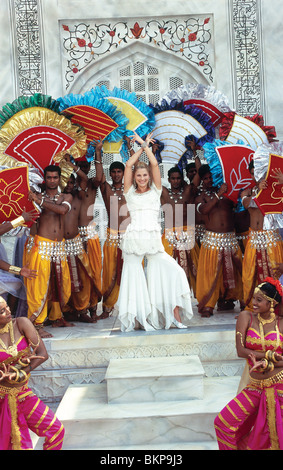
[249,229,281,250]
[37,239,67,262]
[79,225,98,242]
[249,370,283,389]
[195,224,206,243]
[65,236,84,257]
[164,227,195,250]
[25,235,35,254]
[105,229,125,247]
[201,231,239,252]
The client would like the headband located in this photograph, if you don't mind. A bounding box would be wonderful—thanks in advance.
[254,283,280,305]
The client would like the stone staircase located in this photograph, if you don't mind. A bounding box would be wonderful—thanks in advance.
[50,355,240,450]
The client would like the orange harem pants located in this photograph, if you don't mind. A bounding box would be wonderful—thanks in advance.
[162,227,199,297]
[196,231,243,312]
[25,235,71,326]
[242,228,283,310]
[65,234,101,313]
[0,383,64,450]
[102,228,124,311]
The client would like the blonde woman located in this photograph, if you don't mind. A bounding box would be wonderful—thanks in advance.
[117,132,193,332]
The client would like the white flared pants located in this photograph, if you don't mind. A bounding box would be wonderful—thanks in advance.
[117,251,193,332]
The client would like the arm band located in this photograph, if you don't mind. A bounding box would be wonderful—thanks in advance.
[10,216,25,228]
[62,201,72,212]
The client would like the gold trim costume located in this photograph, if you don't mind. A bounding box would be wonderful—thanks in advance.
[196,231,243,312]
[64,233,100,314]
[24,235,71,326]
[242,228,283,309]
[79,225,102,310]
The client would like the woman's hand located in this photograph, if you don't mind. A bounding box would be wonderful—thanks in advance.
[248,353,266,373]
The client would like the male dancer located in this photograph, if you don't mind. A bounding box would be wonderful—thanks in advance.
[27,165,72,337]
[76,141,104,321]
[195,164,243,317]
[63,155,99,322]
[99,137,132,319]
[161,166,198,296]
[241,161,283,309]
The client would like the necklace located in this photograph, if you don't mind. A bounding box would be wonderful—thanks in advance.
[0,322,10,334]
[168,187,184,204]
[43,190,60,202]
[257,312,280,352]
[0,321,18,357]
[258,312,276,325]
[111,184,124,201]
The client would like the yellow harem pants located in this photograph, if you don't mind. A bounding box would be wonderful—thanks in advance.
[65,234,101,312]
[102,228,124,311]
[242,228,283,310]
[25,235,71,326]
[162,227,199,297]
[196,231,243,312]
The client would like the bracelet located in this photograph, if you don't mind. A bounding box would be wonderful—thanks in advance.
[215,193,220,200]
[8,265,22,275]
[261,359,269,371]
[10,216,25,228]
[266,361,275,372]
[94,160,102,164]
[272,351,279,363]
[39,196,45,207]
[265,350,273,361]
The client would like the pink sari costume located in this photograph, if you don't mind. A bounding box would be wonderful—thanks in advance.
[0,335,64,450]
[214,314,283,450]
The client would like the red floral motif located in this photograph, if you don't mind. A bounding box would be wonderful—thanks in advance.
[199,60,205,66]
[159,27,166,34]
[109,29,116,37]
[62,25,69,31]
[77,38,86,47]
[130,22,144,39]
[204,18,210,25]
[188,33,197,41]
[263,277,283,298]
[72,67,79,74]
[180,37,185,43]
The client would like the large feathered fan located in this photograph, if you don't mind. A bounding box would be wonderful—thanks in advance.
[0,94,87,187]
[0,166,39,228]
[203,139,255,211]
[150,100,215,166]
[254,153,283,216]
[220,112,277,149]
[57,90,129,146]
[160,83,232,128]
[92,86,155,160]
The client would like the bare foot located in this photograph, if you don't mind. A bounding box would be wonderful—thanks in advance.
[51,318,75,328]
[100,307,113,320]
[78,311,95,323]
[199,307,214,318]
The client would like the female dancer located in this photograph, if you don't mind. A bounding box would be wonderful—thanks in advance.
[117,132,193,332]
[214,278,283,450]
[0,297,65,450]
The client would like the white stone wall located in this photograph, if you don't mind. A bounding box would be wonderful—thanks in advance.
[0,0,282,136]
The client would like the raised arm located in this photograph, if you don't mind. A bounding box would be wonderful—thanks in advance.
[125,132,161,192]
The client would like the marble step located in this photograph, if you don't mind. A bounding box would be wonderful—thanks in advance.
[105,356,205,403]
[54,376,240,450]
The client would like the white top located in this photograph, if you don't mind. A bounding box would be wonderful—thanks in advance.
[120,183,164,255]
